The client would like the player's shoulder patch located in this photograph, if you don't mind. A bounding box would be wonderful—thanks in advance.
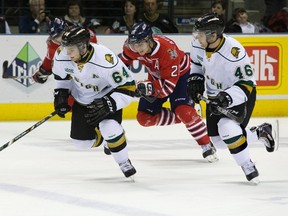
[167,48,178,59]
[105,54,114,65]
[56,46,62,54]
[231,47,241,59]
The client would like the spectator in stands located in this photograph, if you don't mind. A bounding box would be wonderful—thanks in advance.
[0,15,11,34]
[262,0,287,27]
[140,0,178,33]
[267,6,288,32]
[19,0,50,33]
[211,0,227,23]
[105,0,140,34]
[63,0,100,32]
[225,7,269,33]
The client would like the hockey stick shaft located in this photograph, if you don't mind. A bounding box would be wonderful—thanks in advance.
[141,94,157,103]
[198,95,244,123]
[2,75,48,79]
[3,75,33,79]
[0,111,57,152]
[138,88,162,103]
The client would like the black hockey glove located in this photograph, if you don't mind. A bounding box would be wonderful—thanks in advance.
[85,95,117,126]
[208,91,232,115]
[135,80,155,97]
[54,88,71,118]
[187,74,205,103]
[32,67,50,84]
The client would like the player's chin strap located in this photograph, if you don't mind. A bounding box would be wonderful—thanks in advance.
[198,94,245,124]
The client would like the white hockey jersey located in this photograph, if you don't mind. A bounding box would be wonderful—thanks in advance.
[52,43,136,109]
[190,35,256,107]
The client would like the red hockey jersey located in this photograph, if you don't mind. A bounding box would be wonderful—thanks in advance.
[120,35,191,98]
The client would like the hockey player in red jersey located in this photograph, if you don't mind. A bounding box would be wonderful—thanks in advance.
[32,17,97,84]
[120,21,218,162]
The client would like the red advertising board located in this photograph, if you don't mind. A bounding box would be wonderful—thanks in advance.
[245,46,279,87]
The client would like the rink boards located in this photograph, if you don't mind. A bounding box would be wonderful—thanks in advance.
[0,34,287,120]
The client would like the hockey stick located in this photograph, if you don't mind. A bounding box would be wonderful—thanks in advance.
[140,94,158,103]
[0,111,57,152]
[1,75,48,80]
[137,85,162,103]
[2,75,34,79]
[2,74,47,80]
[198,94,245,124]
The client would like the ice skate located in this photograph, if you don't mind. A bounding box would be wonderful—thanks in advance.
[241,160,259,185]
[251,122,279,152]
[119,159,136,178]
[202,143,219,163]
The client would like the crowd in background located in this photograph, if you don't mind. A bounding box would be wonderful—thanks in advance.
[0,0,287,34]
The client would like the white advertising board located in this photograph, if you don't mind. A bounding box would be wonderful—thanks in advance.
[0,34,190,103]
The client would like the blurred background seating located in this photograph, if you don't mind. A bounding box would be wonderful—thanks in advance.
[1,0,285,34]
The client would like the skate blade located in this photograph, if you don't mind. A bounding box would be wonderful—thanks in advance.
[271,119,280,151]
[249,177,260,185]
[205,154,219,163]
[128,176,136,182]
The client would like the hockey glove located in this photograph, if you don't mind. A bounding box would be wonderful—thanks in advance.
[54,88,71,118]
[32,67,50,84]
[187,74,205,103]
[85,95,117,126]
[208,91,232,115]
[135,80,155,97]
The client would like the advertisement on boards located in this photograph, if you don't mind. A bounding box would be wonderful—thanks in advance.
[0,34,288,120]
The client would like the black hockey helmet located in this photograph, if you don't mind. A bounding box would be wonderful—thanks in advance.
[128,21,153,44]
[193,13,225,37]
[61,26,90,47]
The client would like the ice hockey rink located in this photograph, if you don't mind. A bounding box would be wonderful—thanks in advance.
[0,117,287,216]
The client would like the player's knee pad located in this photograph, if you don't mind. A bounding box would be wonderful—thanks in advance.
[71,139,95,150]
[218,118,247,153]
[99,119,126,153]
[99,119,123,140]
[175,105,200,124]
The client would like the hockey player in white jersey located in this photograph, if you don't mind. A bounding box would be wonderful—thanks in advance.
[187,13,277,184]
[52,26,137,178]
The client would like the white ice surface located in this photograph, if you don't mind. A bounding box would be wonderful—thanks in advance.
[0,117,287,216]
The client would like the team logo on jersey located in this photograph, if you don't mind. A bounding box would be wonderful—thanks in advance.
[167,49,178,59]
[2,42,42,87]
[105,54,114,64]
[56,47,62,54]
[231,47,240,59]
